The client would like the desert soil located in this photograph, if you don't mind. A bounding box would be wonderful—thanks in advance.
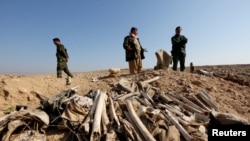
[0,64,250,140]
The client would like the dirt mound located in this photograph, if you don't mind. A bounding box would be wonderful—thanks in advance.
[0,65,249,140]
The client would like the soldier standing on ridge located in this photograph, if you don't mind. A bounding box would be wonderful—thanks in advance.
[123,27,147,74]
[171,26,188,71]
[53,38,73,85]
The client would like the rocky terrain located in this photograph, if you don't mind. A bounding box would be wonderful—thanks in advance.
[0,64,249,141]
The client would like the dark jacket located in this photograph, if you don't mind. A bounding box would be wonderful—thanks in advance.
[123,35,145,61]
[171,34,188,56]
[56,44,69,62]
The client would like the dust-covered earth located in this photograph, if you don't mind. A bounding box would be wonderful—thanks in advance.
[0,64,250,140]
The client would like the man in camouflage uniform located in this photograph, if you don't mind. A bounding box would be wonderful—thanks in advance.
[171,26,188,71]
[53,38,73,84]
[123,27,146,74]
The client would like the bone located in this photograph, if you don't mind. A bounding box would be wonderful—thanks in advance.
[142,76,160,84]
[116,92,140,101]
[158,92,174,104]
[101,99,109,135]
[166,93,204,114]
[138,76,160,89]
[163,109,193,141]
[108,97,120,128]
[141,92,155,107]
[191,95,212,111]
[120,117,143,141]
[80,90,101,134]
[90,92,107,141]
[126,100,157,141]
[196,91,218,111]
[167,93,207,113]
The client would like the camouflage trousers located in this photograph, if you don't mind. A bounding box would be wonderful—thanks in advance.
[172,53,186,71]
[57,62,73,78]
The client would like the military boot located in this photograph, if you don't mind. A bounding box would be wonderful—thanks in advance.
[66,76,72,85]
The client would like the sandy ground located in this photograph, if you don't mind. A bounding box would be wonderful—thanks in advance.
[0,64,250,140]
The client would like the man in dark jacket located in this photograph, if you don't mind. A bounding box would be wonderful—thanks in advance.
[171,26,188,71]
[53,38,73,84]
[123,27,146,74]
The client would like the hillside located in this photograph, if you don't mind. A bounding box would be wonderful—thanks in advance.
[0,64,249,140]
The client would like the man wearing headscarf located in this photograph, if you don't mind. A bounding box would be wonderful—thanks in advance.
[123,27,146,74]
